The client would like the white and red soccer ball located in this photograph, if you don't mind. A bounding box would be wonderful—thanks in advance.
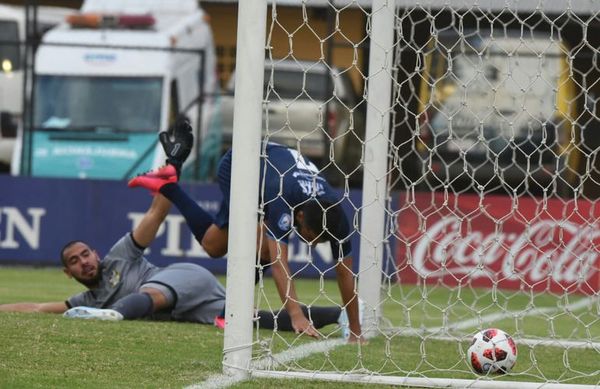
[467,328,517,374]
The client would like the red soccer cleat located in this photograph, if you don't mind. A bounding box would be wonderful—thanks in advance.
[213,315,225,330]
[128,164,178,193]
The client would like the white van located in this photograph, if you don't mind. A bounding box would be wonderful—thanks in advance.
[416,30,576,195]
[218,59,365,187]
[0,4,71,170]
[11,0,218,179]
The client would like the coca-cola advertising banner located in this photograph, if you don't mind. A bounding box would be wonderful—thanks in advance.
[396,192,600,295]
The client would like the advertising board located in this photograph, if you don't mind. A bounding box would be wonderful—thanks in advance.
[395,192,600,294]
[0,175,364,278]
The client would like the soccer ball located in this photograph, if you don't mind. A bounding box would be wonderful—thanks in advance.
[467,328,517,374]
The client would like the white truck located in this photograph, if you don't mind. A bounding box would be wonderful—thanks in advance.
[0,4,71,170]
[416,30,576,194]
[218,59,364,187]
[11,0,218,179]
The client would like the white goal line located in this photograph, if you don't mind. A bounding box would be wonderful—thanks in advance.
[386,327,600,350]
[423,295,597,333]
[381,294,598,349]
[191,338,347,389]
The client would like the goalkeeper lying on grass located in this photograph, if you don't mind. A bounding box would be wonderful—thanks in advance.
[0,119,348,336]
[0,195,344,332]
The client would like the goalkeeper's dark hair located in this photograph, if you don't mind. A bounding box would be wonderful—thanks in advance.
[296,199,346,242]
[60,240,86,267]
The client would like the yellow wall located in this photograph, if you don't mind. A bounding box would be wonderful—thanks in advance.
[202,4,367,94]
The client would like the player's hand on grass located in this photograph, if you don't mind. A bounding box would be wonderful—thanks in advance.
[159,116,194,171]
[347,333,368,344]
[291,314,320,338]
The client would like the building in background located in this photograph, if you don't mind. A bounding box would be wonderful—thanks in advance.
[200,0,369,96]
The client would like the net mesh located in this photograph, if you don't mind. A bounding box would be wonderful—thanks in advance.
[243,2,600,386]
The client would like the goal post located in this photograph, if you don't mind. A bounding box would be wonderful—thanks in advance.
[356,0,396,339]
[221,0,267,379]
[223,1,600,387]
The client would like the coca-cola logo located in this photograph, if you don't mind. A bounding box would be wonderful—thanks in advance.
[410,217,600,284]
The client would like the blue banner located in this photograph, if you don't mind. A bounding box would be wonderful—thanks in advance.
[0,175,370,278]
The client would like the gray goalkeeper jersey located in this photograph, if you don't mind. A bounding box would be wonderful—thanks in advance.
[67,233,226,324]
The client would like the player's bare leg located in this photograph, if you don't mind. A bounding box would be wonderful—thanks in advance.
[202,224,271,261]
[335,257,366,344]
[201,224,229,257]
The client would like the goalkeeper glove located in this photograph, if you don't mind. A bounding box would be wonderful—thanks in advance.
[159,117,194,175]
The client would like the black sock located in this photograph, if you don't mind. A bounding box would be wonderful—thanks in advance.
[110,293,154,320]
[257,305,342,331]
[160,183,214,243]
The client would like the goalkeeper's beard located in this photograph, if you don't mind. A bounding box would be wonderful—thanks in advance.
[74,269,102,288]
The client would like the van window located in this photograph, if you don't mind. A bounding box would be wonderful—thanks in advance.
[264,69,332,100]
[227,67,337,101]
[34,76,163,132]
[0,20,20,71]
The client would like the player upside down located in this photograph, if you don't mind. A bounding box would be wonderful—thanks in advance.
[128,119,363,342]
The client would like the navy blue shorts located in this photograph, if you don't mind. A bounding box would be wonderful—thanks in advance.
[214,149,232,228]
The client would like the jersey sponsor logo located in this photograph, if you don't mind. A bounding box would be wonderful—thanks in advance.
[292,171,326,181]
[278,213,292,231]
[108,270,121,288]
[298,180,325,196]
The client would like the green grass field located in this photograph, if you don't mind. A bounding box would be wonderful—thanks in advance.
[0,266,599,388]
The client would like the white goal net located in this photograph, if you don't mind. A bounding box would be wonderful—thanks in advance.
[223,1,600,388]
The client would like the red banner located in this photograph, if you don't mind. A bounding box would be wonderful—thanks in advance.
[395,192,600,294]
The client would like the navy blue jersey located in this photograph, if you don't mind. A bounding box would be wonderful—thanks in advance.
[215,143,352,258]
